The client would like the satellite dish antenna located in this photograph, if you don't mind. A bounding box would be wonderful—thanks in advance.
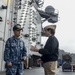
[45,6,55,14]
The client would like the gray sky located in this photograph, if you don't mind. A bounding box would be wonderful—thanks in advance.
[41,0,75,53]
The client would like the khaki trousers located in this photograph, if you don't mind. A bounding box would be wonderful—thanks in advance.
[43,61,57,75]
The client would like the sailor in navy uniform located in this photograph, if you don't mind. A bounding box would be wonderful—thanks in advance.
[4,24,27,75]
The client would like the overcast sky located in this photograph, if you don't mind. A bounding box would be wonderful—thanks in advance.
[41,0,75,53]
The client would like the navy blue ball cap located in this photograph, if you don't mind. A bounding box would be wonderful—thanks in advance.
[13,24,23,31]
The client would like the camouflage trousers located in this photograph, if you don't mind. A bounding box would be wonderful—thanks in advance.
[6,63,24,75]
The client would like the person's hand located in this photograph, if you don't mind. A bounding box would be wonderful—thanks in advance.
[23,57,27,68]
[23,56,27,61]
[36,58,42,64]
[23,57,27,63]
[30,45,39,52]
[7,62,12,67]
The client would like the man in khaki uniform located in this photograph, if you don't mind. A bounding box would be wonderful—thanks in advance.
[30,25,59,75]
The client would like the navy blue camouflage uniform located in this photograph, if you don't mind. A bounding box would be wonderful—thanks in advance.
[4,36,27,75]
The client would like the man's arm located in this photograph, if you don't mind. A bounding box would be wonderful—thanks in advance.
[4,39,11,64]
[22,42,27,58]
[30,37,59,55]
